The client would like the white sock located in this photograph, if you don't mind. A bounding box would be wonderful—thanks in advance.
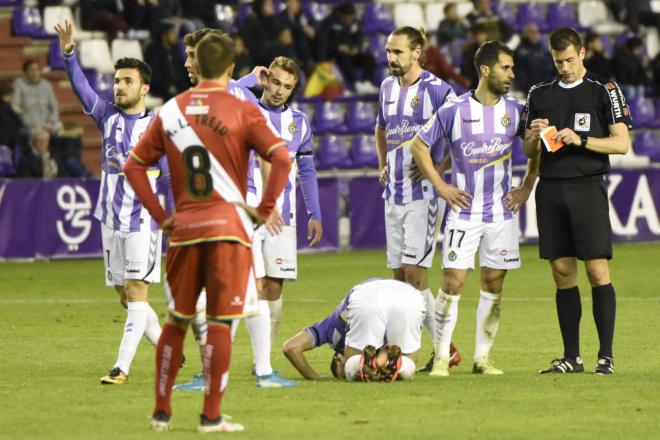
[474,290,502,362]
[114,301,149,374]
[398,356,416,381]
[268,297,283,346]
[434,289,460,362]
[143,305,162,346]
[192,292,207,347]
[421,288,435,338]
[248,300,273,376]
[344,355,361,381]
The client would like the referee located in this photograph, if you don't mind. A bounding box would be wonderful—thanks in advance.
[523,27,632,375]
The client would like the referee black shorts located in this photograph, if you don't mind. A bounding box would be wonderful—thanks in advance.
[535,177,612,261]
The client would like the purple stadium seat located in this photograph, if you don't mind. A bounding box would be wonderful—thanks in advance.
[629,97,656,128]
[313,102,346,135]
[363,3,395,35]
[350,134,379,168]
[517,3,547,32]
[12,7,49,38]
[493,2,517,32]
[634,130,660,161]
[370,34,388,65]
[0,145,17,177]
[48,41,65,70]
[546,3,581,30]
[317,135,352,170]
[346,100,376,134]
[0,0,22,6]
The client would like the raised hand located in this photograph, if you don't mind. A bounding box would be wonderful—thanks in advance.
[53,20,75,54]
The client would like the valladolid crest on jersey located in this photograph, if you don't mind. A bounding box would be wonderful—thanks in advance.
[410,95,420,109]
[288,121,297,134]
[501,114,511,128]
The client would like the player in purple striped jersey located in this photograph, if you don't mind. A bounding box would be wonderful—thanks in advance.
[375,26,457,349]
[282,278,425,382]
[171,29,297,391]
[248,56,323,352]
[56,20,170,385]
[410,41,539,377]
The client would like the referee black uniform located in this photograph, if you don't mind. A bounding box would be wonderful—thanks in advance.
[525,70,632,374]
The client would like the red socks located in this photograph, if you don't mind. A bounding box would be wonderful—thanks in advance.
[153,323,185,417]
[203,324,232,421]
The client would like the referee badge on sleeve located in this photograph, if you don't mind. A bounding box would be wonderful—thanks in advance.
[574,113,591,132]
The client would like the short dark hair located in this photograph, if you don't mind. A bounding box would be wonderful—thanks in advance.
[22,59,38,72]
[0,81,13,97]
[335,2,355,16]
[196,33,236,80]
[114,58,152,85]
[183,27,224,48]
[473,40,514,75]
[549,27,583,52]
[444,3,457,15]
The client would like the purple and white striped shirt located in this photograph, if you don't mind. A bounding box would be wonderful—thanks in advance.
[64,51,168,233]
[418,92,525,223]
[248,101,320,227]
[377,70,456,205]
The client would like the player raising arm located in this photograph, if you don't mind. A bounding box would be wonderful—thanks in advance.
[124,33,291,433]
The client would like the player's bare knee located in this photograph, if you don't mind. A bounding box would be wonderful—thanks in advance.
[442,278,464,295]
[550,258,577,288]
[585,260,611,286]
[124,280,149,302]
[403,265,426,289]
[263,280,283,301]
[481,269,506,294]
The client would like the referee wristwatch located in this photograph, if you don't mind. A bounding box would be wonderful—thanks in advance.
[579,134,588,148]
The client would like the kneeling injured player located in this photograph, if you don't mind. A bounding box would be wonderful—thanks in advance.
[283,278,427,382]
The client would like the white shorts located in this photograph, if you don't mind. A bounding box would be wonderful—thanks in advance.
[442,216,521,271]
[262,225,297,280]
[101,223,162,287]
[252,225,266,279]
[385,198,444,269]
[344,280,425,354]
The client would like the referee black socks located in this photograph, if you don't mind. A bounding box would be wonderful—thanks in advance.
[556,287,582,360]
[592,283,616,359]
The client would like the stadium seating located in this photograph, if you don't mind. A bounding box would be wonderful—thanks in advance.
[492,2,517,32]
[316,134,352,170]
[370,33,388,65]
[577,0,626,34]
[346,100,376,134]
[546,3,582,31]
[629,97,657,129]
[12,7,50,39]
[517,3,547,32]
[48,40,65,70]
[304,2,330,23]
[424,3,445,36]
[313,101,346,134]
[363,3,394,35]
[393,4,424,29]
[0,145,16,177]
[43,6,98,40]
[110,39,143,62]
[350,134,379,168]
[79,39,114,74]
[634,130,660,161]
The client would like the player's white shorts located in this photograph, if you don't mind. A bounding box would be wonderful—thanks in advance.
[345,280,425,354]
[262,225,297,280]
[385,198,445,269]
[101,223,162,287]
[252,225,266,279]
[442,216,520,271]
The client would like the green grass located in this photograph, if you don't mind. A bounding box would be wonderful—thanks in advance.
[1,244,659,439]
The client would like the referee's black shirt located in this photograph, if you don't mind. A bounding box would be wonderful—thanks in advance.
[524,72,633,180]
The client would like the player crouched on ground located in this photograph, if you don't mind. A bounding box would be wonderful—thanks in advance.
[282,278,426,382]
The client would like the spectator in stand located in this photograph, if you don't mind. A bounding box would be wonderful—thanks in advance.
[651,53,660,94]
[233,36,255,80]
[0,81,28,152]
[513,24,555,95]
[317,2,378,94]
[181,0,233,34]
[584,33,613,80]
[611,36,650,98]
[279,0,318,73]
[623,0,660,33]
[80,0,129,41]
[425,45,471,90]
[459,24,488,88]
[436,3,468,46]
[17,128,58,178]
[144,22,190,101]
[12,60,60,134]
[466,0,512,43]
[240,0,297,68]
[52,122,92,177]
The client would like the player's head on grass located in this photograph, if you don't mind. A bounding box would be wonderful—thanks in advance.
[195,33,236,84]
[183,28,226,85]
[262,57,300,108]
[113,58,151,112]
[549,27,585,84]
[386,26,428,77]
[474,41,515,95]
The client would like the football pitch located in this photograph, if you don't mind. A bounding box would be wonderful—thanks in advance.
[1,244,659,439]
